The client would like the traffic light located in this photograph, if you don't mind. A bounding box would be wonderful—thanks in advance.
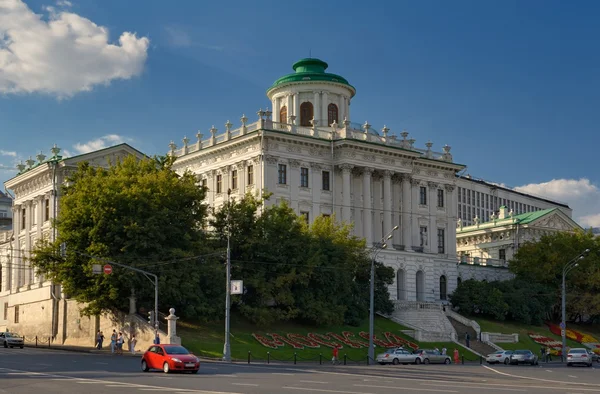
[148,311,154,326]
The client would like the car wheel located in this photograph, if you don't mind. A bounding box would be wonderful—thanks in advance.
[504,358,509,365]
[3,342,7,348]
[141,360,149,372]
[424,358,430,365]
[588,363,593,368]
[567,363,572,367]
[392,358,399,365]
[415,358,421,365]
[19,346,23,349]
[444,358,451,365]
[163,362,170,374]
[378,362,384,365]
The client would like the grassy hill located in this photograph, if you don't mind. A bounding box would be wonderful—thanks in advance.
[178,313,480,362]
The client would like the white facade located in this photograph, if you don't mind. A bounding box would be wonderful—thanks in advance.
[456,176,572,226]
[169,58,513,303]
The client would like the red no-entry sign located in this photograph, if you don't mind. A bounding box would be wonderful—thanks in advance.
[103,264,112,275]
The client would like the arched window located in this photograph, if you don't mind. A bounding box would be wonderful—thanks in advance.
[279,106,287,123]
[416,270,425,301]
[327,103,338,126]
[396,269,406,301]
[439,275,447,301]
[300,102,313,127]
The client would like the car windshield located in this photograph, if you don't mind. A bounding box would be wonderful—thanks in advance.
[570,349,585,353]
[5,333,19,338]
[164,346,190,355]
[515,350,529,354]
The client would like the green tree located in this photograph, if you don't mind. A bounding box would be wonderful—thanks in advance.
[30,156,222,318]
[510,230,600,322]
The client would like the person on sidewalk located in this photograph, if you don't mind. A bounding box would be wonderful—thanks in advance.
[110,330,117,354]
[453,348,460,364]
[116,332,124,355]
[154,333,160,345]
[540,346,546,362]
[96,331,104,350]
[546,346,552,362]
[332,345,339,365]
[130,335,137,355]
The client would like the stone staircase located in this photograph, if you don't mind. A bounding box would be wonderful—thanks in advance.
[387,301,456,341]
[447,316,496,356]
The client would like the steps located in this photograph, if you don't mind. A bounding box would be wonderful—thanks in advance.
[388,302,456,341]
[448,316,496,356]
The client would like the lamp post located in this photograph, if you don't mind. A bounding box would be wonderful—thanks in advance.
[223,189,232,362]
[368,225,399,364]
[561,249,589,362]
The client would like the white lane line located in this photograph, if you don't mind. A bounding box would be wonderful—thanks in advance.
[76,381,104,384]
[546,370,553,372]
[273,372,295,375]
[299,380,328,384]
[285,388,374,394]
[355,384,459,393]
[95,362,109,365]
[421,383,525,392]
[569,375,578,378]
[482,365,600,387]
[231,383,259,387]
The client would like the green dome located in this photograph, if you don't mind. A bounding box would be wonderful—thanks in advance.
[267,58,356,96]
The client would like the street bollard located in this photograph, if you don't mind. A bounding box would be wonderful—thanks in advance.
[35,336,37,347]
[48,337,51,348]
[480,356,482,365]
[367,355,369,365]
[344,354,347,366]
[319,353,322,365]
[267,352,270,364]
[294,353,297,365]
[247,351,251,364]
[461,355,464,365]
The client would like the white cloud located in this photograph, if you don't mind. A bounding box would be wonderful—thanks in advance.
[56,0,72,7]
[0,150,16,157]
[514,178,600,228]
[0,0,149,98]
[73,134,130,154]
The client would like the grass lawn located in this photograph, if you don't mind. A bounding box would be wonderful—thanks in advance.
[178,313,480,362]
[475,317,582,355]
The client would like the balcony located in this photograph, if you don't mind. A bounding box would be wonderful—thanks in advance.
[457,255,508,268]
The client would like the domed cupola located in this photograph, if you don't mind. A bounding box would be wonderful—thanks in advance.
[267,58,356,127]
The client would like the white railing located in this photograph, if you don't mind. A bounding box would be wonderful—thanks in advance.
[394,301,443,311]
[481,332,518,343]
[169,119,453,162]
[458,256,509,268]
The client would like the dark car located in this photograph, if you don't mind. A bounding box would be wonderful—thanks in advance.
[509,349,538,365]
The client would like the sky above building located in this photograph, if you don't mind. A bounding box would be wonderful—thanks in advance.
[0,0,598,226]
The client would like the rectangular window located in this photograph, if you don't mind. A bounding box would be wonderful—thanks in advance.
[247,165,254,185]
[322,171,330,191]
[231,170,238,190]
[3,303,7,320]
[458,204,462,219]
[45,199,50,222]
[458,187,461,202]
[278,164,287,185]
[21,209,26,230]
[216,174,222,194]
[300,211,309,224]
[14,305,19,324]
[476,192,480,207]
[419,186,427,205]
[437,228,445,254]
[467,191,471,205]
[419,226,428,247]
[300,167,309,188]
[437,189,444,208]
[499,249,506,261]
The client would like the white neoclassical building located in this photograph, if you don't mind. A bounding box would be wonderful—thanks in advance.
[169,58,513,303]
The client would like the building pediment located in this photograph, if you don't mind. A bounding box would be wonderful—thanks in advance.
[527,211,580,232]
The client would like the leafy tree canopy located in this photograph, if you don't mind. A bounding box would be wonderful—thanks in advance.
[30,155,224,318]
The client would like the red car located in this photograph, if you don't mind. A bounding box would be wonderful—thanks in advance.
[141,344,200,373]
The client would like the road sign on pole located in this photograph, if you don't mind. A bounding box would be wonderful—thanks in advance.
[231,280,243,295]
[559,322,566,329]
[103,264,113,275]
[92,264,102,275]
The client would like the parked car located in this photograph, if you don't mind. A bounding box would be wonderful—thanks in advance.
[413,349,452,365]
[376,347,416,365]
[509,350,538,365]
[588,350,599,363]
[485,350,514,365]
[0,332,24,349]
[141,344,200,373]
[567,348,593,367]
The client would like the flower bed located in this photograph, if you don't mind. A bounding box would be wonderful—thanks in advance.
[547,323,598,344]
[528,333,562,355]
[252,331,419,350]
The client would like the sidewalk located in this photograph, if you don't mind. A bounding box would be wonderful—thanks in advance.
[24,343,141,357]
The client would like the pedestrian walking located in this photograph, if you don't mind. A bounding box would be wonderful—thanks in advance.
[540,346,546,362]
[332,345,339,365]
[465,332,470,348]
[96,331,104,350]
[154,333,160,345]
[130,334,137,355]
[453,348,460,364]
[110,330,117,354]
[546,346,552,362]
[442,347,447,355]
[117,332,124,355]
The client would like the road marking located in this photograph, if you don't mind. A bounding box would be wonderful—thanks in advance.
[421,383,526,392]
[76,381,104,384]
[355,384,459,393]
[231,383,259,387]
[546,370,553,372]
[482,365,600,387]
[273,372,295,375]
[95,362,109,365]
[569,375,578,378]
[299,380,328,384]
[285,387,374,394]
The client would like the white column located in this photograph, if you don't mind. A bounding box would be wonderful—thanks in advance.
[253,156,262,198]
[322,91,329,124]
[313,91,320,124]
[401,175,412,250]
[429,182,438,254]
[311,163,322,218]
[344,96,350,121]
[383,170,393,237]
[411,179,421,249]
[339,95,345,122]
[446,185,456,257]
[340,164,353,223]
[362,167,374,246]
[273,97,281,122]
[24,201,32,287]
[293,93,300,120]
[392,176,401,247]
[12,204,21,291]
[286,95,293,122]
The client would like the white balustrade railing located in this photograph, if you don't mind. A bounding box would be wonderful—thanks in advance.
[394,301,443,311]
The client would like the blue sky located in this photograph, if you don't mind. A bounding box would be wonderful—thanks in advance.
[1,0,599,225]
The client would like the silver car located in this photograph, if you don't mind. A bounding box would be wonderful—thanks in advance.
[376,347,416,365]
[509,349,538,365]
[486,350,514,365]
[413,349,452,365]
[567,348,593,367]
[0,332,24,349]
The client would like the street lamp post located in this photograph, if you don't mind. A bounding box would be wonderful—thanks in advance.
[561,249,589,362]
[223,189,232,362]
[368,225,399,365]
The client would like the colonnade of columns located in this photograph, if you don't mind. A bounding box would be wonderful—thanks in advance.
[272,92,351,124]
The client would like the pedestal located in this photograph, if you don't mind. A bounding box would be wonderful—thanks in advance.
[165,308,181,345]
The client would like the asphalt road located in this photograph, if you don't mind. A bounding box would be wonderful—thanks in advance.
[1,347,599,394]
